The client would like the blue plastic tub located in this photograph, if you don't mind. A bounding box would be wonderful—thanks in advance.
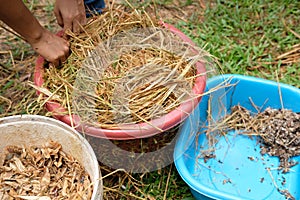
[174,74,300,200]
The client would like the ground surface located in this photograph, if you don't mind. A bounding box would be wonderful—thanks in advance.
[0,0,299,199]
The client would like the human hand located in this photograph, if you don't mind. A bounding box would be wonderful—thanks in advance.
[54,0,86,34]
[28,29,69,67]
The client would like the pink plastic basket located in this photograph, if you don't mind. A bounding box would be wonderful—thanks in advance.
[34,22,206,140]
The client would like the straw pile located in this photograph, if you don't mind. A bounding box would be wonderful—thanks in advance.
[201,104,299,200]
[41,3,208,128]
[205,105,300,173]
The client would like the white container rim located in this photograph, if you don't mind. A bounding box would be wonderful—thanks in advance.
[0,114,103,200]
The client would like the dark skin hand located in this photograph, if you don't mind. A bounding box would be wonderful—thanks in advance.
[54,0,87,34]
[1,0,87,67]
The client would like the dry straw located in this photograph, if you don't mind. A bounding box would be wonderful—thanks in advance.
[194,89,300,200]
[201,103,299,200]
[41,3,212,129]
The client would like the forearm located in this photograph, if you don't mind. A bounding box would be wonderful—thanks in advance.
[0,0,70,66]
[0,0,44,43]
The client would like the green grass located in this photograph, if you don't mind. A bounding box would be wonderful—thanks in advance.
[176,0,300,87]
[136,167,194,199]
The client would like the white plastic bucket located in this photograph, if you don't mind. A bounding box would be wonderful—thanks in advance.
[0,115,103,200]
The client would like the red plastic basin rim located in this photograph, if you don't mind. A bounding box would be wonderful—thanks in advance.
[33,22,207,140]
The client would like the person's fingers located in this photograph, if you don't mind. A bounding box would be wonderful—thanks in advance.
[72,20,81,34]
[79,17,87,30]
[77,17,86,33]
[60,56,67,66]
[79,4,87,26]
[78,0,87,26]
[50,59,60,68]
[29,29,70,68]
[61,47,70,63]
[59,40,70,64]
[72,13,86,34]
[54,9,64,27]
[48,43,69,67]
[49,53,67,68]
[63,17,73,33]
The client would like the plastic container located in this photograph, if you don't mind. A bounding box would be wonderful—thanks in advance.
[33,22,206,140]
[0,115,103,200]
[174,74,300,200]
